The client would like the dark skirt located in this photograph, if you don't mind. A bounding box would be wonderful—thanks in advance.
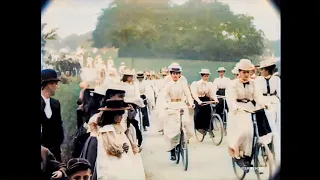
[216,88,226,96]
[194,96,212,131]
[72,125,90,158]
[254,109,272,137]
[80,136,97,171]
[140,95,150,127]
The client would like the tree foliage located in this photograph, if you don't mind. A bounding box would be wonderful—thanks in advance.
[92,0,265,61]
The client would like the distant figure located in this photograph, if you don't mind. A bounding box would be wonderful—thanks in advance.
[119,62,126,77]
[86,55,93,68]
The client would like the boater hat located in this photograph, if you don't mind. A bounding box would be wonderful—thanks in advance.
[199,68,211,74]
[136,71,144,78]
[217,67,226,72]
[259,58,276,69]
[123,69,134,76]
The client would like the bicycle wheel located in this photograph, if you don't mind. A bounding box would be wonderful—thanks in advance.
[194,128,205,142]
[180,131,189,171]
[254,142,275,180]
[231,158,247,180]
[210,114,224,146]
[175,141,181,164]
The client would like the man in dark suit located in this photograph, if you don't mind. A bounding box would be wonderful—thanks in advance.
[41,69,64,162]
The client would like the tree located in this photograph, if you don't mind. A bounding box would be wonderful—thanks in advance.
[92,0,265,61]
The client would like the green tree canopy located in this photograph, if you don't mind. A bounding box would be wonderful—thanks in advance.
[92,0,265,61]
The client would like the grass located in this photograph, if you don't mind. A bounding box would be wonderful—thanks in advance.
[54,76,81,162]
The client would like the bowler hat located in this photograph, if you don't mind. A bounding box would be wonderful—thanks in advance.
[41,69,60,83]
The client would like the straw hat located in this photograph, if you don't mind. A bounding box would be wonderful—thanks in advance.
[236,59,254,71]
[136,71,144,78]
[168,62,180,69]
[160,67,168,75]
[91,85,107,96]
[217,67,226,72]
[106,82,127,91]
[168,63,182,72]
[145,71,151,76]
[120,62,125,66]
[199,68,211,74]
[259,58,276,69]
[231,66,239,74]
[124,95,145,108]
[123,69,134,76]
[150,70,156,76]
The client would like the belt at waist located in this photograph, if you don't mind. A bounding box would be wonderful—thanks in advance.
[171,99,182,102]
[263,92,277,96]
[218,88,226,90]
[236,99,252,103]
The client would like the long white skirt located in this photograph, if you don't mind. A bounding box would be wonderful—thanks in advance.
[163,102,193,151]
[227,102,255,157]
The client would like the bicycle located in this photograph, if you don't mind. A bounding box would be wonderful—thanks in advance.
[166,105,192,171]
[217,95,228,135]
[194,101,224,146]
[232,108,275,180]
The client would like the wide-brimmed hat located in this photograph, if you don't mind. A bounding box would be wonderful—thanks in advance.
[160,67,168,75]
[66,158,92,177]
[199,68,211,74]
[259,58,276,69]
[231,66,239,74]
[124,92,145,107]
[91,85,107,96]
[150,70,156,76]
[168,63,182,72]
[120,62,125,66]
[145,71,151,76]
[217,67,226,72]
[106,82,127,91]
[236,59,254,71]
[136,71,144,78]
[123,69,134,76]
[98,100,130,111]
[41,69,60,83]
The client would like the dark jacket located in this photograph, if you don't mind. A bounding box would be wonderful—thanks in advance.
[41,146,66,180]
[41,96,64,147]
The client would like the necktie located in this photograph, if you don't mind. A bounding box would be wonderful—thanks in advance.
[44,99,52,119]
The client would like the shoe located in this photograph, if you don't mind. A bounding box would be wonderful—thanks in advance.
[144,127,147,131]
[209,131,215,138]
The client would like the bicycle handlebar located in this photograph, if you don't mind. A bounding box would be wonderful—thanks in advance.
[216,95,226,98]
[242,108,265,114]
[200,101,218,106]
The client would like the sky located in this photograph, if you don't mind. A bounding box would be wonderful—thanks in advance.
[42,0,280,41]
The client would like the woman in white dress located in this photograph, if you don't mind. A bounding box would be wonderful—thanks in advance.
[95,100,145,180]
[162,64,194,161]
[255,58,281,164]
[226,59,268,167]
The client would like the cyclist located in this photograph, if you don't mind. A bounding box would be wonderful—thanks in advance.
[213,67,230,124]
[162,63,194,161]
[231,66,239,79]
[256,58,281,164]
[190,68,219,135]
[226,59,268,167]
[136,71,152,131]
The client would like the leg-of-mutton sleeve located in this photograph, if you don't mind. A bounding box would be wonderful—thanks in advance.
[225,81,239,112]
[182,83,194,106]
[275,76,281,100]
[190,82,201,103]
[208,82,219,101]
[252,81,266,107]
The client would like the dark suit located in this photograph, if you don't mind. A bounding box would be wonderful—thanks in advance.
[41,96,64,162]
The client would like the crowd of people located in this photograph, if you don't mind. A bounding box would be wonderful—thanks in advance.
[41,54,280,179]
